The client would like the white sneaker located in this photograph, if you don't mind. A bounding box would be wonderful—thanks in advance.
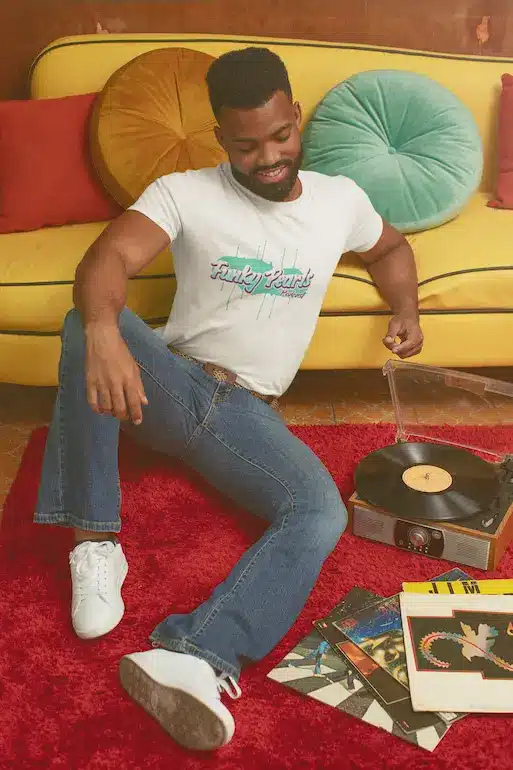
[69,540,128,639]
[119,649,241,750]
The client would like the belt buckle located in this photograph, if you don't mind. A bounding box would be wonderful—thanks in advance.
[207,364,237,386]
[202,361,279,408]
[211,365,229,383]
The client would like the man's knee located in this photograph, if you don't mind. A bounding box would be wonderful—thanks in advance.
[61,308,86,355]
[297,473,348,550]
[321,488,348,546]
[62,306,141,351]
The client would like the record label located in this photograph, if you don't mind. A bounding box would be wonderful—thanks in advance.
[402,465,452,493]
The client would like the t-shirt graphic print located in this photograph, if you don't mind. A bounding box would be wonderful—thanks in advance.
[210,245,314,312]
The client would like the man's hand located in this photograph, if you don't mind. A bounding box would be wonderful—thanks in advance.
[85,324,148,425]
[383,314,423,359]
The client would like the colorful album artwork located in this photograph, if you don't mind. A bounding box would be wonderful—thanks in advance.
[331,636,445,733]
[314,589,450,734]
[267,629,451,751]
[335,595,409,688]
[334,569,471,691]
[401,594,513,713]
[338,640,379,678]
[268,590,451,751]
[410,611,513,679]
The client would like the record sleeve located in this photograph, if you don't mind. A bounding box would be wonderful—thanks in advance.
[318,569,470,725]
[314,596,446,734]
[402,578,513,595]
[268,588,451,751]
[401,593,513,713]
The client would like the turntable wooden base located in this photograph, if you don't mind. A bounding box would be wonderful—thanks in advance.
[348,492,513,571]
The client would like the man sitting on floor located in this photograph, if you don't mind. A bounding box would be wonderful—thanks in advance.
[34,47,423,751]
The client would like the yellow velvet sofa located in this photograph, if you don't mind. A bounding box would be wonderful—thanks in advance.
[1,33,512,386]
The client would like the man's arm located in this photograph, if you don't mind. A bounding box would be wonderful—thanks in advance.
[73,210,171,424]
[73,210,170,326]
[358,221,423,359]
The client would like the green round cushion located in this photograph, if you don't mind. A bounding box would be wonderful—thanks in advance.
[302,70,483,233]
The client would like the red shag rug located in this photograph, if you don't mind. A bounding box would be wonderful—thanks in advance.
[1,423,513,770]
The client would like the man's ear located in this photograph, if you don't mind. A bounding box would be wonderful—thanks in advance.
[294,101,302,128]
[214,126,226,150]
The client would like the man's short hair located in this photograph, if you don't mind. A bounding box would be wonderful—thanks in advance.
[206,47,292,118]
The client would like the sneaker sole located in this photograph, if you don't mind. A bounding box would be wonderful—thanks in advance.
[119,656,228,751]
[73,560,128,640]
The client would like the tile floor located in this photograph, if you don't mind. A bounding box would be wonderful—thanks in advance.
[2,366,513,516]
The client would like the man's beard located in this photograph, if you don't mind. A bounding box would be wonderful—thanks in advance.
[231,149,303,202]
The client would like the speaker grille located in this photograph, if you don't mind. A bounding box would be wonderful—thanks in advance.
[353,506,395,545]
[441,531,490,569]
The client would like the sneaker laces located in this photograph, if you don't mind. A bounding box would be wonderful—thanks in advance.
[69,541,115,598]
[217,673,242,700]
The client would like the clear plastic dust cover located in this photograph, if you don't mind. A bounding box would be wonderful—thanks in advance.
[382,360,513,463]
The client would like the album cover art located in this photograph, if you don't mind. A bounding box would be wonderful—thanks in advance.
[316,597,446,734]
[268,593,450,751]
[401,594,513,713]
[410,611,513,679]
[334,569,471,690]
[335,595,409,687]
[267,629,449,751]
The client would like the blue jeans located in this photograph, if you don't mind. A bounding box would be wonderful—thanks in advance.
[35,308,347,681]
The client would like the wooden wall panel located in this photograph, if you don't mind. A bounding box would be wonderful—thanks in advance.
[0,0,511,100]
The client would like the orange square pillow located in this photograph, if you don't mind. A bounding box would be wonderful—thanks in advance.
[0,93,123,234]
[488,74,513,210]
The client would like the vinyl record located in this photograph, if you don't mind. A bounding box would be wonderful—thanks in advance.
[354,442,499,522]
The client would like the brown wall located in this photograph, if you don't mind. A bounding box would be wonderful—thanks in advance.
[0,0,512,100]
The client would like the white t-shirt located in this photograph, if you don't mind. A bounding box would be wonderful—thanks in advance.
[129,163,382,396]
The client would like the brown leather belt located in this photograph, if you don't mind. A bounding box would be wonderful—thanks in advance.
[168,346,279,409]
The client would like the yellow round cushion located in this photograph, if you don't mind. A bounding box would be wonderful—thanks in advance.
[90,47,226,207]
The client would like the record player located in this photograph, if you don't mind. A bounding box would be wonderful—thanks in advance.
[348,360,513,570]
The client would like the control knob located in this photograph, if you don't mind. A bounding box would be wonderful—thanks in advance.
[408,526,429,548]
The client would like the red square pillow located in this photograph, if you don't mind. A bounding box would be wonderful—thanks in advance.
[488,73,513,210]
[0,93,123,233]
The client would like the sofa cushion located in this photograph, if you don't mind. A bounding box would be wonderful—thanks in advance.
[0,94,122,234]
[302,69,483,233]
[0,222,174,331]
[90,47,226,207]
[488,73,513,210]
[323,193,512,312]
